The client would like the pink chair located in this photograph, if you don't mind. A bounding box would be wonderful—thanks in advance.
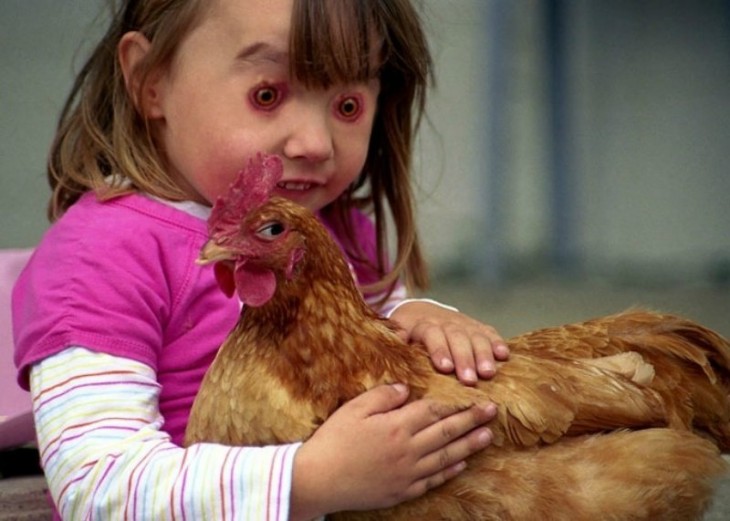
[0,248,36,449]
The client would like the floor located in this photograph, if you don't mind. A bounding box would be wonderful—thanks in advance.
[0,475,51,521]
[428,276,730,520]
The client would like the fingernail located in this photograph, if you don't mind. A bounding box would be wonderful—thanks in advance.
[392,383,408,394]
[479,361,495,375]
[440,358,454,371]
[482,403,497,416]
[463,368,477,382]
[454,461,467,473]
[478,429,493,446]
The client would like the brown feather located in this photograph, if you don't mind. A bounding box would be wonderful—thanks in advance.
[510,310,730,449]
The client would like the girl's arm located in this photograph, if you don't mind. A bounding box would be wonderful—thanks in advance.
[32,347,298,521]
[364,281,409,317]
[36,347,495,521]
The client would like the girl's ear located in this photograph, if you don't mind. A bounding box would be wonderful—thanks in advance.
[118,31,164,119]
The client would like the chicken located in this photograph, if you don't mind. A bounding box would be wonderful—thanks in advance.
[185,154,730,520]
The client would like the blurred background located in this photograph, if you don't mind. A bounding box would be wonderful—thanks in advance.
[414,0,730,342]
[1,0,729,337]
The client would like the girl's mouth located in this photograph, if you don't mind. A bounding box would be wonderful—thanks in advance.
[277,181,314,192]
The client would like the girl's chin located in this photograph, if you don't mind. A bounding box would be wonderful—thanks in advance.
[272,188,324,212]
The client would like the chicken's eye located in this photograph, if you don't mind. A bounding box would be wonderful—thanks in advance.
[256,221,287,240]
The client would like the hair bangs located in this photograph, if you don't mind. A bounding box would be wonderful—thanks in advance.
[290,0,382,88]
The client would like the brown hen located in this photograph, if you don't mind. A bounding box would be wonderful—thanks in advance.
[185,154,729,520]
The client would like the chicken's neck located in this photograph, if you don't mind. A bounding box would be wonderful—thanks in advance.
[239,221,431,411]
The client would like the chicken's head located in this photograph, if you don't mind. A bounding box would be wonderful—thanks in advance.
[198,154,307,307]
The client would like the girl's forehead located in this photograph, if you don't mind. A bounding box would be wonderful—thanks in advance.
[203,0,291,37]
[187,0,384,85]
[172,0,290,66]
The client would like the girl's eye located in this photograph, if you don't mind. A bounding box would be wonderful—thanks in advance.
[250,85,283,110]
[256,221,287,240]
[336,95,363,121]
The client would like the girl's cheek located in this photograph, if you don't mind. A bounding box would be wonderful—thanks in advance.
[196,157,249,203]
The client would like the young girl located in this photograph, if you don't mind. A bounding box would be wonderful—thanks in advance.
[13,0,509,519]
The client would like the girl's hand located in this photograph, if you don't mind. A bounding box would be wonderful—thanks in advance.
[390,300,510,385]
[290,384,496,520]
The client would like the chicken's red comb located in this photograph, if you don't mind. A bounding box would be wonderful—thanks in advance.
[208,154,283,234]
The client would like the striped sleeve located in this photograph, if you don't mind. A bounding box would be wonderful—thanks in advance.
[31,347,300,520]
[363,282,459,319]
[363,282,408,317]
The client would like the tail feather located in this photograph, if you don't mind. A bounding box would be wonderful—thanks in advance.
[510,310,730,450]
[608,311,730,449]
[607,311,730,383]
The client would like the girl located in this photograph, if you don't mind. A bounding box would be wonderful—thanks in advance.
[13,0,509,519]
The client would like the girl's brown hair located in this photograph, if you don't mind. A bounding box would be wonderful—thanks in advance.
[48,0,208,219]
[48,0,433,293]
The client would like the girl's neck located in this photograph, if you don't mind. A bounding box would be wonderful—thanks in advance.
[145,194,212,220]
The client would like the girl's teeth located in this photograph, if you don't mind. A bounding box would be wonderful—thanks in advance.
[278,182,312,191]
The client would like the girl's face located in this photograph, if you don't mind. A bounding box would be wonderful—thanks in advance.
[146,0,380,212]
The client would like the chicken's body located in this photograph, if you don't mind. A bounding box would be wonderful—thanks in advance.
[185,155,729,520]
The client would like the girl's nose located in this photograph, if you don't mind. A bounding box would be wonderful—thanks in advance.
[282,108,334,163]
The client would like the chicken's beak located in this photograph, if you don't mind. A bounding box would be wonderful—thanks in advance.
[197,240,233,265]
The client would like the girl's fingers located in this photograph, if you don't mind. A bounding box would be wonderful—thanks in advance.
[414,321,478,381]
[408,410,495,491]
[415,323,455,374]
[492,340,511,360]
[417,425,493,481]
[471,333,498,379]
[395,398,459,435]
[390,400,496,497]
[478,323,510,362]
[411,401,496,454]
[446,329,484,384]
[416,318,509,383]
[406,460,468,499]
[352,383,411,416]
[429,327,495,384]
